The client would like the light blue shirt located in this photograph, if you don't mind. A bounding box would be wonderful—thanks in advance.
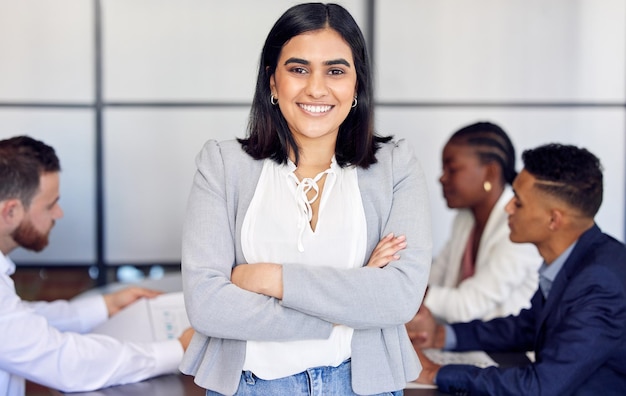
[538,242,576,299]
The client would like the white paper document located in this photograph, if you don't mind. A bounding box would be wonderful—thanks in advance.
[405,349,498,389]
[91,291,190,343]
[422,348,498,368]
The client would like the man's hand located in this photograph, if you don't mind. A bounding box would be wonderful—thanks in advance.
[366,233,407,268]
[406,304,444,349]
[178,327,194,351]
[103,287,162,317]
[415,348,441,385]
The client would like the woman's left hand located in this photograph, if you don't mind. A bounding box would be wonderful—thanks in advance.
[366,233,407,268]
[231,263,283,299]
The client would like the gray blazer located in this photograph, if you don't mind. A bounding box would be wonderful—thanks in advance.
[179,139,432,395]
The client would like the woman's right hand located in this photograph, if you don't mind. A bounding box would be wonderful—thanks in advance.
[366,233,407,268]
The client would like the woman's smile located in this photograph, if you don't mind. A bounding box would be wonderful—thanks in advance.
[298,103,333,114]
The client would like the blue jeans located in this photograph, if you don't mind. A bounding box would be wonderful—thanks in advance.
[206,359,403,396]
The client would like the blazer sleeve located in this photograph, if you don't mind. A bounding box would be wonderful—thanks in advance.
[438,262,626,395]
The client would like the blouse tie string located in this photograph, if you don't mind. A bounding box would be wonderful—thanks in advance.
[288,169,331,252]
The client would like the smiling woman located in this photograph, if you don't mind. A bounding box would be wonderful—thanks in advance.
[179,3,432,396]
[267,28,357,231]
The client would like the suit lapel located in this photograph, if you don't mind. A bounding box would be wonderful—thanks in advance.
[534,225,602,347]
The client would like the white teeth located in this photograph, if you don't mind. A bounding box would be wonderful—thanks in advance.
[300,104,332,113]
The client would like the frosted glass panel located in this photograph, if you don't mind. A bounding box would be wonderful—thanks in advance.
[1,0,624,270]
[375,0,626,102]
[0,109,96,263]
[104,108,250,263]
[103,0,367,102]
[0,0,94,102]
[376,107,625,253]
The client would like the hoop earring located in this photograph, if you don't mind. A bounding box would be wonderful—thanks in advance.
[351,96,358,108]
[483,181,492,192]
[270,94,278,105]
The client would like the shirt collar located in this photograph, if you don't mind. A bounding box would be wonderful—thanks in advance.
[0,250,16,276]
[538,241,577,298]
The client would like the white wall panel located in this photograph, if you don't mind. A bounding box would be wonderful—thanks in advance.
[103,108,249,263]
[376,108,625,253]
[102,0,367,102]
[375,0,626,102]
[0,109,96,263]
[0,0,94,102]
[1,1,624,269]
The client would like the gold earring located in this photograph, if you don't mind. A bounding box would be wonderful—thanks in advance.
[483,181,492,192]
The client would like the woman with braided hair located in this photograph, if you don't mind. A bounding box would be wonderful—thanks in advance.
[408,122,541,328]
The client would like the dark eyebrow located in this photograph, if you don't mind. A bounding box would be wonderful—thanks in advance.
[283,57,351,67]
[284,57,308,66]
[325,58,351,67]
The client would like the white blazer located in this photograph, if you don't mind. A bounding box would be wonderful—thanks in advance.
[425,187,542,323]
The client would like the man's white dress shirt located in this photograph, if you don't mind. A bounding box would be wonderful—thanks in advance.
[0,251,183,396]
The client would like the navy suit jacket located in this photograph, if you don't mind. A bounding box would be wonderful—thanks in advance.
[436,224,626,395]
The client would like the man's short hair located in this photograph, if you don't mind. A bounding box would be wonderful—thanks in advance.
[0,136,60,207]
[522,143,603,218]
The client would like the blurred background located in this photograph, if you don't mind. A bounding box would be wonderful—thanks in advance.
[0,0,624,287]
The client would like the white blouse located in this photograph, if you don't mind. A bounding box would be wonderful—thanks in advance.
[241,157,367,379]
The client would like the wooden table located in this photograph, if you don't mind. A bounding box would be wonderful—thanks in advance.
[49,373,204,396]
[47,352,529,395]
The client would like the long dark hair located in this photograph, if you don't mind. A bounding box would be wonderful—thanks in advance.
[238,2,390,168]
